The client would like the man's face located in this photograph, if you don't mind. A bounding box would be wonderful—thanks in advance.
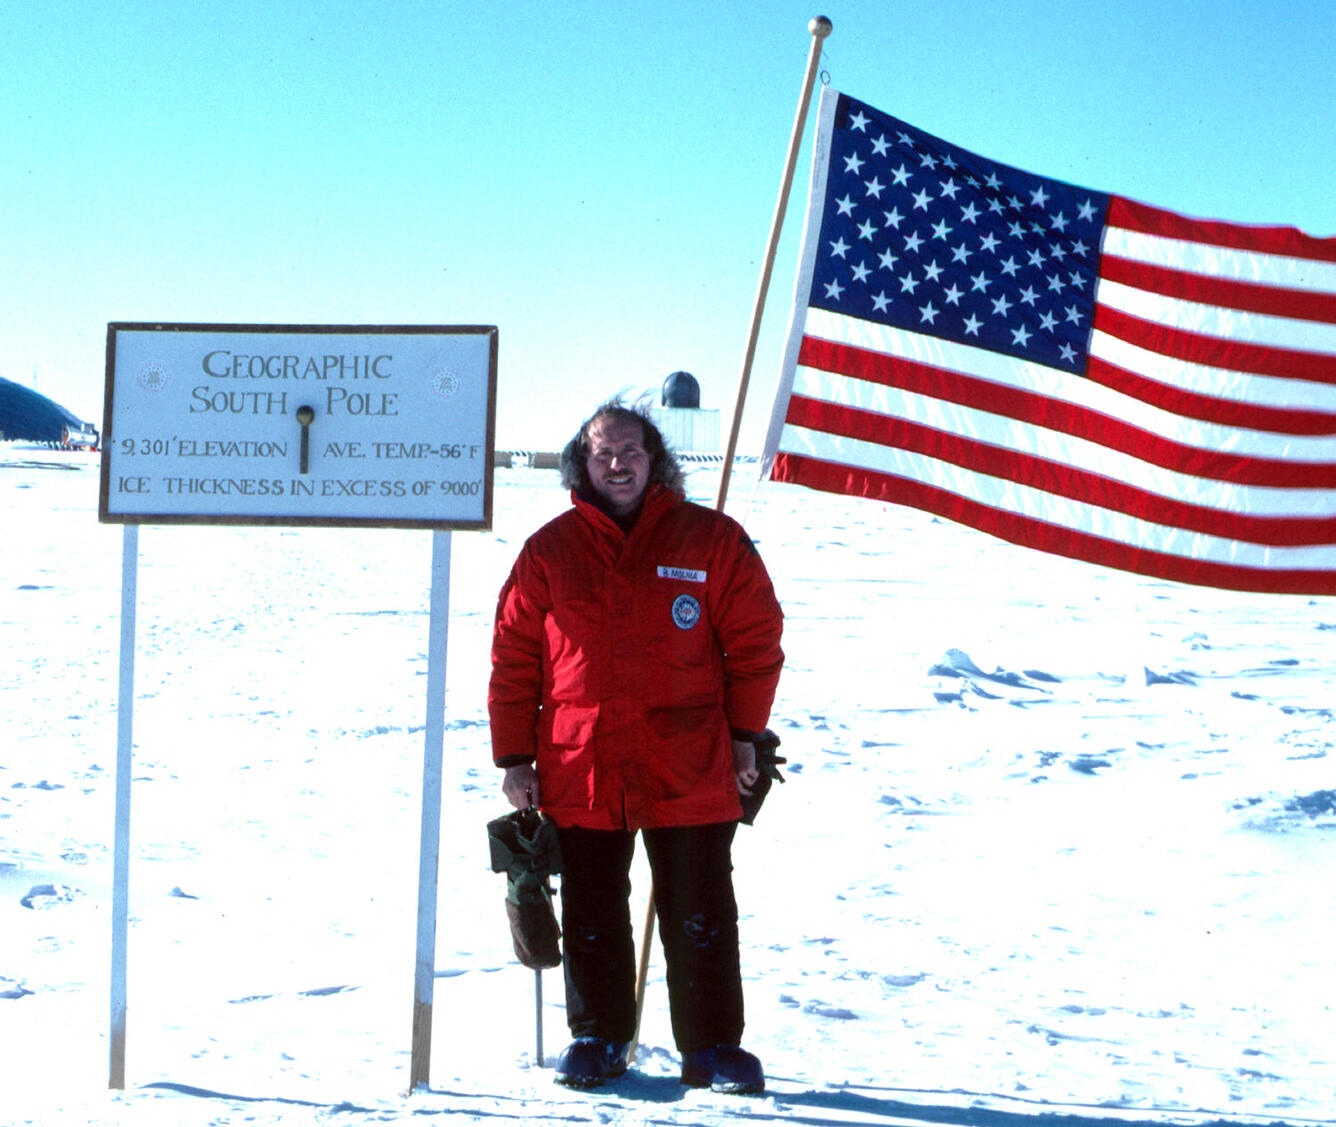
[585,416,650,517]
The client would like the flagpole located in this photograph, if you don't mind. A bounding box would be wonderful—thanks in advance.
[713,14,832,513]
[629,15,832,1067]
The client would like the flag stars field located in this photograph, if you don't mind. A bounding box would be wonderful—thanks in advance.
[800,99,1111,373]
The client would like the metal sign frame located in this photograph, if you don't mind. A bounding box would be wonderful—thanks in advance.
[100,322,497,530]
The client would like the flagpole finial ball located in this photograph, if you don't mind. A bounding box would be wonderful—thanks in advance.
[809,15,832,38]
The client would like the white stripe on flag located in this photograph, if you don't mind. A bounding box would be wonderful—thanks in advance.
[1088,330,1336,413]
[776,422,1336,571]
[1096,278,1336,353]
[804,308,1336,459]
[1102,226,1336,293]
[788,364,1336,515]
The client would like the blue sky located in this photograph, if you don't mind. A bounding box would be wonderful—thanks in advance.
[3,0,1332,450]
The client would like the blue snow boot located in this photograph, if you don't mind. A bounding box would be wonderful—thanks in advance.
[680,1045,765,1095]
[553,1037,630,1089]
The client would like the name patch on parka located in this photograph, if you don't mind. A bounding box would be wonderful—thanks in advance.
[658,565,706,583]
[671,593,701,630]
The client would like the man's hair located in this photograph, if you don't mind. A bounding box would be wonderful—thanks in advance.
[559,398,686,499]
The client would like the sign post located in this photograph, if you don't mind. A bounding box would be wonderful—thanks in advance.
[100,323,497,1092]
[411,528,452,1091]
[108,524,138,1091]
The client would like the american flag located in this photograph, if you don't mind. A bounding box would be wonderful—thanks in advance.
[763,88,1336,595]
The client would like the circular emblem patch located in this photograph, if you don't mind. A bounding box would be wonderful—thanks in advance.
[432,369,461,399]
[138,362,168,393]
[671,593,701,631]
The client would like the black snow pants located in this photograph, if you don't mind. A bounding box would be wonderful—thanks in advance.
[555,821,743,1052]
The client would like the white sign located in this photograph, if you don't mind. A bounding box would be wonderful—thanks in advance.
[99,323,497,529]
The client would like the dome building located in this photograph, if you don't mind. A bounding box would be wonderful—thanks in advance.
[646,371,719,457]
[0,377,98,448]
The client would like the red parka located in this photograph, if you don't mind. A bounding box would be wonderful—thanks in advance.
[488,485,784,831]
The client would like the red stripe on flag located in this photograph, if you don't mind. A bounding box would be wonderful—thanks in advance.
[771,451,1336,596]
[797,335,1336,486]
[1108,196,1336,264]
[1093,304,1336,385]
[1084,354,1336,437]
[784,393,1336,544]
[1100,254,1336,324]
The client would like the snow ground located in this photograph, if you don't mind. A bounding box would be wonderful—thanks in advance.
[2,443,1334,1126]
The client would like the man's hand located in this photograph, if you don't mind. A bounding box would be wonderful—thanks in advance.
[732,739,759,795]
[502,764,540,810]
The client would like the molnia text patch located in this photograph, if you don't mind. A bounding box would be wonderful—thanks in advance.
[657,566,706,583]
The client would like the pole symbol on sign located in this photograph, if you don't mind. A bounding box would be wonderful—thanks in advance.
[296,405,315,474]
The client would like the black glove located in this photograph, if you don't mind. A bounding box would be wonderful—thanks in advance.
[738,728,786,826]
[754,730,787,782]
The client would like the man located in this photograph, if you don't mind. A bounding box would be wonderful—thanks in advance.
[488,400,784,1093]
